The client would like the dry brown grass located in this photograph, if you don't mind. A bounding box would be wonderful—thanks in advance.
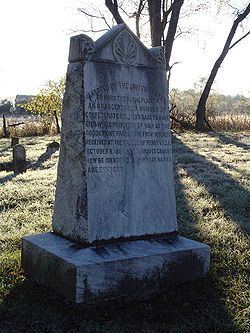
[8,122,58,137]
[209,114,250,131]
[170,113,250,131]
[0,117,59,138]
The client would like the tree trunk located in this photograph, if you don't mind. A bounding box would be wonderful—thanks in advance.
[195,62,222,131]
[135,0,146,39]
[148,0,162,46]
[3,114,8,138]
[54,110,61,134]
[105,0,124,24]
[195,3,250,131]
[164,0,184,70]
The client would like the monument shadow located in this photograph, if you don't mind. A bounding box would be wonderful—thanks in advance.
[0,269,237,332]
[0,173,16,186]
[31,148,57,170]
[172,135,250,235]
[207,131,249,151]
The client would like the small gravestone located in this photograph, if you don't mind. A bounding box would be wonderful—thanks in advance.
[22,24,210,303]
[11,137,19,147]
[13,144,26,174]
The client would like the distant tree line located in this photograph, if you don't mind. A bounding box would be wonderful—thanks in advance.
[170,89,250,116]
[12,76,250,123]
[0,99,13,115]
[1,80,249,136]
[3,79,250,122]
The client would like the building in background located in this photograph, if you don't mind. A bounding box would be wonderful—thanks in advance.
[14,95,35,115]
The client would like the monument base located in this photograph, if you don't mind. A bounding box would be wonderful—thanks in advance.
[21,232,210,303]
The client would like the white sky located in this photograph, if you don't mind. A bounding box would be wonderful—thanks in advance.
[0,0,249,100]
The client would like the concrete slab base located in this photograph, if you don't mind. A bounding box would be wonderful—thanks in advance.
[21,233,210,303]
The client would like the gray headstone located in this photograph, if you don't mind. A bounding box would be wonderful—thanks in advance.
[53,24,177,243]
[13,144,26,174]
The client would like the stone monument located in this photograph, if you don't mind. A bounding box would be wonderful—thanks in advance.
[22,24,210,303]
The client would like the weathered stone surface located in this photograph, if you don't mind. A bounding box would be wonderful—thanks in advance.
[53,24,177,243]
[52,60,88,241]
[22,232,210,303]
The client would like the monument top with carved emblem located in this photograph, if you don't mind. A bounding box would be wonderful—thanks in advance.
[68,24,166,69]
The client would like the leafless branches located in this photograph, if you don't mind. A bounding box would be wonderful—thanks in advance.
[78,7,112,29]
[229,30,250,49]
[105,0,124,24]
[135,0,147,38]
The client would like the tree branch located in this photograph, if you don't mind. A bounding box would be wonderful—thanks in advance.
[77,8,103,19]
[161,2,174,34]
[101,11,112,29]
[118,6,133,18]
[174,26,191,40]
[164,0,184,70]
[105,0,124,24]
[68,28,109,34]
[135,0,146,38]
[229,30,250,49]
[167,61,181,81]
[78,8,112,28]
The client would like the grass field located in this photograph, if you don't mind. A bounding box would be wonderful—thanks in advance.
[0,132,249,332]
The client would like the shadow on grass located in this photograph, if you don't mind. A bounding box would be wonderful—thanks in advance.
[0,146,10,154]
[172,135,250,235]
[0,149,56,185]
[0,273,238,333]
[207,132,249,150]
[31,147,58,170]
[0,173,16,185]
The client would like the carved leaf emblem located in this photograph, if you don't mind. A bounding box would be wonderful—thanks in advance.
[68,35,95,63]
[113,31,138,65]
[81,36,95,61]
[155,48,166,69]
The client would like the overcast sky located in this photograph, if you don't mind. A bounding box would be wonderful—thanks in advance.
[0,0,249,100]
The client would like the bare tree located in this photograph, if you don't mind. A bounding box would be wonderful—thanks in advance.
[105,0,124,24]
[147,0,162,46]
[135,0,147,39]
[105,0,184,71]
[104,1,148,39]
[195,2,250,131]
[77,7,112,33]
[163,0,184,70]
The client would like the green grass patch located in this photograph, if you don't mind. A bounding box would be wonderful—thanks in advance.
[0,132,249,332]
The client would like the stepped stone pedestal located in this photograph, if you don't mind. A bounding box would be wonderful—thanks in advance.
[22,233,209,303]
[21,24,210,303]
